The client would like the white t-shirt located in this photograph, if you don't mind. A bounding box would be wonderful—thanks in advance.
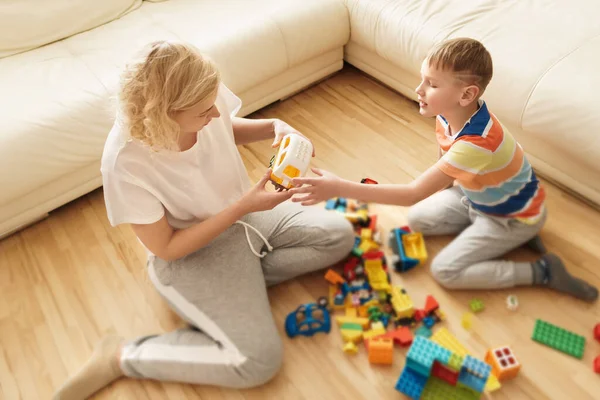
[100,83,252,233]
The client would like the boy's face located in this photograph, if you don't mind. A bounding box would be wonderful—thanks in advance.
[415,60,468,118]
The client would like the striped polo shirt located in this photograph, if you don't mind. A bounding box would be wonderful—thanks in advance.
[435,101,545,223]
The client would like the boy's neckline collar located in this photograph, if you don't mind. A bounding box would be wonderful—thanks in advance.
[438,99,489,139]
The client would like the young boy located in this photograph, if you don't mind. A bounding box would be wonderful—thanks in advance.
[290,38,597,302]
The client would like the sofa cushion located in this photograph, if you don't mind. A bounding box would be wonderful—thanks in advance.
[0,0,142,59]
[0,0,348,208]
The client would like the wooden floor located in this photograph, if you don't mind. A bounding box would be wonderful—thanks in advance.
[1,66,600,400]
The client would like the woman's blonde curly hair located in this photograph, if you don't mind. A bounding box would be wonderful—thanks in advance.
[119,40,221,150]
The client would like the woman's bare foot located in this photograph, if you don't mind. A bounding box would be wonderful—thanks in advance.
[53,336,125,400]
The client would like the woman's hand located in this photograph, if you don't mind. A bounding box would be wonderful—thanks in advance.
[289,168,343,206]
[238,169,293,213]
[271,119,316,157]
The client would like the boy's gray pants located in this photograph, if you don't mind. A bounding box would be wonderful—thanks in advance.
[408,186,546,289]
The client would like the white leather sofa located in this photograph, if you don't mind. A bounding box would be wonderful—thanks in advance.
[344,0,600,208]
[0,0,349,237]
[2,0,599,238]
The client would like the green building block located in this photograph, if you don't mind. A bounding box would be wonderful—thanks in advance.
[531,319,585,359]
[469,299,484,313]
[421,377,480,400]
[448,353,464,372]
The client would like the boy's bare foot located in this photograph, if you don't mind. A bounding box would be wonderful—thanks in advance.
[53,336,125,400]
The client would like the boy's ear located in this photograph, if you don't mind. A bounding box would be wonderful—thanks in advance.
[460,85,480,106]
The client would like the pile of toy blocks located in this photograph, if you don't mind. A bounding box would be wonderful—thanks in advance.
[396,336,492,400]
[323,197,445,364]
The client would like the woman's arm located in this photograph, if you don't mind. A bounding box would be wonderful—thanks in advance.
[132,201,248,261]
[231,117,276,145]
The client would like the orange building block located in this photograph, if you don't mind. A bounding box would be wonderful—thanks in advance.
[368,338,394,365]
[324,269,345,285]
[485,346,521,381]
[424,295,439,314]
[378,326,413,347]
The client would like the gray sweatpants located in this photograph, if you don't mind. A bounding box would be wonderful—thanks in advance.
[119,201,354,388]
[407,186,546,289]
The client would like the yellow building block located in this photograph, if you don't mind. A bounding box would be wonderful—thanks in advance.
[389,286,414,319]
[401,232,428,265]
[461,312,473,330]
[363,325,387,341]
[364,259,391,291]
[358,239,379,253]
[431,328,502,392]
[341,329,363,344]
[343,341,358,355]
[361,228,373,240]
[345,308,358,318]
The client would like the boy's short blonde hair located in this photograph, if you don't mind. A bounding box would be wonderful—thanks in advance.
[427,38,493,95]
[119,40,221,150]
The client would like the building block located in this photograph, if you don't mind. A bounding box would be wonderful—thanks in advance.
[388,227,420,272]
[402,232,428,266]
[415,326,432,338]
[379,326,414,346]
[594,355,600,374]
[447,353,464,372]
[361,228,373,240]
[457,369,487,395]
[594,323,600,344]
[343,341,358,354]
[461,312,473,330]
[423,316,435,329]
[469,299,485,313]
[432,361,459,386]
[390,286,415,319]
[424,295,439,314]
[431,328,501,392]
[395,367,427,400]
[406,336,452,377]
[421,377,480,400]
[435,309,446,321]
[531,319,586,359]
[324,269,345,285]
[506,294,519,311]
[368,338,394,365]
[285,303,331,338]
[414,309,426,322]
[325,198,338,210]
[335,316,370,329]
[485,346,521,381]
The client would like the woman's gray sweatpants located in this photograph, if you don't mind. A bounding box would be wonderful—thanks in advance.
[407,186,546,289]
[119,201,355,388]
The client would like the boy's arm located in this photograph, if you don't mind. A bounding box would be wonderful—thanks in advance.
[438,146,455,189]
[291,166,454,207]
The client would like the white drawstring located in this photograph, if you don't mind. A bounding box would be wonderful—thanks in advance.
[235,220,273,258]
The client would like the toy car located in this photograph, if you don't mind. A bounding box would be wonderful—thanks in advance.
[268,133,313,190]
[285,300,331,338]
[388,226,427,272]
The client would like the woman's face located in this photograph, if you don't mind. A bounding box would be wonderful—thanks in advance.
[172,90,220,134]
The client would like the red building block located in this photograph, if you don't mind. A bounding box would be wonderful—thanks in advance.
[369,214,378,231]
[594,323,600,344]
[432,361,459,385]
[362,250,385,260]
[378,326,413,347]
[424,295,439,314]
[414,309,426,322]
[594,355,600,374]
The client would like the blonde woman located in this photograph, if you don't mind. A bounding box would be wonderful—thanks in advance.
[54,40,354,399]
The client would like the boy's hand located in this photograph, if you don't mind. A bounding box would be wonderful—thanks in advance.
[271,119,316,157]
[290,168,342,206]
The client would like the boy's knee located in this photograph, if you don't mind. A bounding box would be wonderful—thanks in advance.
[406,205,432,232]
[237,337,283,388]
[430,255,462,289]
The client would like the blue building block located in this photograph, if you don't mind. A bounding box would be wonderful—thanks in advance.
[423,316,435,329]
[389,227,420,272]
[462,355,491,379]
[285,303,331,338]
[341,282,350,296]
[338,197,348,207]
[457,355,491,393]
[325,198,338,210]
[415,326,432,338]
[406,336,452,377]
[395,367,427,400]
[353,236,361,248]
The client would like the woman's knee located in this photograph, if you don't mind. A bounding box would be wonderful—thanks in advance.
[236,336,283,388]
[321,213,355,252]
